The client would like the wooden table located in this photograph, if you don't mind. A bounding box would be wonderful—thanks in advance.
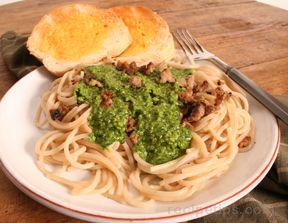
[0,0,287,222]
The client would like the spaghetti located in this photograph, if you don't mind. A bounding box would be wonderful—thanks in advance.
[35,55,255,208]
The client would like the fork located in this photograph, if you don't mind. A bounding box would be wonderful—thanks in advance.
[173,29,288,125]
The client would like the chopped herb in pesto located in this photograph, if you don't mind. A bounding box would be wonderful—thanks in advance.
[171,67,193,78]
[74,64,193,165]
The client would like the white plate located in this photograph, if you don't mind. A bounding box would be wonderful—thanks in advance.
[0,67,280,223]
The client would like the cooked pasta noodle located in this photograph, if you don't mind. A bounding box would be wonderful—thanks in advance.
[35,54,255,207]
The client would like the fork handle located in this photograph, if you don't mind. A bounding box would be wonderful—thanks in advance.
[227,67,288,125]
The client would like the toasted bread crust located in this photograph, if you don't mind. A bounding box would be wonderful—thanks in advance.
[111,6,175,65]
[27,4,132,76]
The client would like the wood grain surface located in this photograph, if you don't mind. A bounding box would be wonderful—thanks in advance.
[0,0,287,222]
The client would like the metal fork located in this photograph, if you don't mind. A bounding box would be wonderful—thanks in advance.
[173,29,288,125]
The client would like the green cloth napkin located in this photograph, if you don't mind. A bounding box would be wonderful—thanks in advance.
[1,31,287,223]
[0,31,41,79]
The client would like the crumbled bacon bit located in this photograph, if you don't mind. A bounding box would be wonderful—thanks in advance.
[238,136,251,148]
[159,68,175,83]
[146,62,155,74]
[139,62,155,75]
[214,87,226,106]
[100,90,114,108]
[201,80,209,90]
[83,72,94,82]
[178,78,231,124]
[129,75,142,88]
[126,116,136,133]
[192,80,209,93]
[116,61,138,75]
[185,102,206,122]
[58,104,71,116]
[180,76,195,90]
[205,104,214,115]
[178,91,194,103]
[116,61,128,71]
[217,80,223,86]
[129,62,138,74]
[88,79,103,88]
[50,109,62,121]
[129,132,138,145]
[50,104,73,121]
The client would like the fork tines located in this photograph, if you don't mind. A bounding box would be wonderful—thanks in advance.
[172,29,213,60]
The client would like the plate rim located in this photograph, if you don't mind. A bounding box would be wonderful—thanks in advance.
[0,67,281,222]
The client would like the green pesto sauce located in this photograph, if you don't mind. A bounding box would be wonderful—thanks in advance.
[74,64,193,165]
[171,67,194,79]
